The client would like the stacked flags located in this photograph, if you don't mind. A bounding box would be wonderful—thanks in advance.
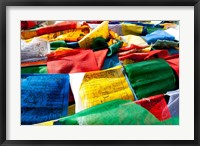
[21,20,179,125]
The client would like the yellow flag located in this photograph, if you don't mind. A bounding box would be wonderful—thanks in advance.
[79,66,135,109]
[21,30,37,40]
[24,26,90,43]
[141,46,152,52]
[122,23,143,35]
[78,21,109,48]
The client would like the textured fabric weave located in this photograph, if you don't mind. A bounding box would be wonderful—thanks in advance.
[55,99,178,125]
[124,59,177,99]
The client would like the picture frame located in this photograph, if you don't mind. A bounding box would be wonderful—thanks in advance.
[0,0,199,145]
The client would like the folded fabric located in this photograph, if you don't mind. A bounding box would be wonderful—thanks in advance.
[38,21,56,27]
[166,57,179,77]
[124,59,177,99]
[37,21,78,36]
[21,74,70,125]
[21,21,39,30]
[93,49,108,69]
[142,30,175,44]
[108,30,121,41]
[54,99,178,125]
[121,59,135,66]
[47,49,98,73]
[25,25,90,43]
[21,60,47,67]
[108,24,123,35]
[20,20,179,126]
[50,25,90,42]
[21,21,78,39]
[66,42,79,48]
[91,37,108,51]
[152,47,179,56]
[47,49,107,73]
[50,40,67,50]
[118,44,147,52]
[166,89,179,117]
[21,65,47,74]
[78,21,109,48]
[120,35,149,47]
[121,23,144,36]
[70,66,134,113]
[107,40,123,56]
[145,26,164,34]
[135,94,171,121]
[50,40,79,50]
[21,38,50,63]
[167,48,179,55]
[119,52,149,61]
[118,50,169,61]
[118,46,151,59]
[102,54,121,70]
[89,23,123,36]
[143,50,170,60]
[153,40,179,49]
[160,23,177,29]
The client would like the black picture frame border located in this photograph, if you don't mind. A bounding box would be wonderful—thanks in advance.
[0,0,199,146]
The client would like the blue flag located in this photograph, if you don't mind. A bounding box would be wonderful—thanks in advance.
[21,74,70,125]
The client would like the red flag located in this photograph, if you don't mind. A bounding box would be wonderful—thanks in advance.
[47,49,101,73]
[135,94,171,121]
[36,21,77,36]
[93,49,108,69]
